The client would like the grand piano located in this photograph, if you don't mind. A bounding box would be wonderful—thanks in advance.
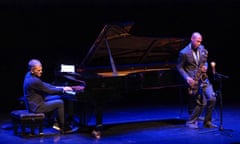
[54,22,188,131]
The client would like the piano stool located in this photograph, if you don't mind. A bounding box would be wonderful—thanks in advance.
[10,109,45,136]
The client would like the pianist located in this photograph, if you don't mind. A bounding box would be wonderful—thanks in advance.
[23,58,75,134]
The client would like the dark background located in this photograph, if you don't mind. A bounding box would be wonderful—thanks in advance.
[0,0,239,112]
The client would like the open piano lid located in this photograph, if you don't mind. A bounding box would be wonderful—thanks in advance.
[78,22,188,77]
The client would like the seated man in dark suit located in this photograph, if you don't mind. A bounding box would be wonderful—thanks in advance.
[23,58,75,134]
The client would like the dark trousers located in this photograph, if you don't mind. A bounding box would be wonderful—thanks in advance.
[36,95,65,127]
[187,81,216,124]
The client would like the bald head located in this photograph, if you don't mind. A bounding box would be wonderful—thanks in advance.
[191,32,202,49]
[28,59,43,77]
[28,59,42,69]
[191,32,202,39]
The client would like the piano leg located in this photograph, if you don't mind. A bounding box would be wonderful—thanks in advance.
[91,87,115,139]
[62,97,93,132]
[62,87,115,138]
[91,97,103,139]
[95,95,103,131]
[64,99,81,131]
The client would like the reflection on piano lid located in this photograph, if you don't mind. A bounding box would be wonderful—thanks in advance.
[76,22,188,77]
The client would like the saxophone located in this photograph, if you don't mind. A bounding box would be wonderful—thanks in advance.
[188,65,208,95]
[188,49,208,95]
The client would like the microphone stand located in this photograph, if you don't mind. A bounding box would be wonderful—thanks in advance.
[213,72,233,136]
[214,73,227,130]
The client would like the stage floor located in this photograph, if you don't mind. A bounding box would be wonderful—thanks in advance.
[0,101,240,144]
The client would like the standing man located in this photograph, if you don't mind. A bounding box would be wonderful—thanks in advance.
[177,32,217,129]
[23,58,74,134]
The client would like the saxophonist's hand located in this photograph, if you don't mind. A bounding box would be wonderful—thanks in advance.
[201,65,208,73]
[186,76,195,87]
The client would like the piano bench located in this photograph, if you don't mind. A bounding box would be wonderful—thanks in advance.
[10,110,45,136]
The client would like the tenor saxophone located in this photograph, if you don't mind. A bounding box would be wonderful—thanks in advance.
[188,48,208,95]
[188,66,208,95]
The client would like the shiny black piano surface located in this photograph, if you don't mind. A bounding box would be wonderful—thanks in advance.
[54,22,188,130]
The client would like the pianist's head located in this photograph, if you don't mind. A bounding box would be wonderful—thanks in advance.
[28,59,43,77]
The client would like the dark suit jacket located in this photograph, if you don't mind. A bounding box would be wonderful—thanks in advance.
[23,72,64,112]
[177,43,208,81]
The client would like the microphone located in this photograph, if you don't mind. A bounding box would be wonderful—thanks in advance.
[210,61,229,79]
[210,61,216,75]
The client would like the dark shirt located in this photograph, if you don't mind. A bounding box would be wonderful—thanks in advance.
[23,72,64,112]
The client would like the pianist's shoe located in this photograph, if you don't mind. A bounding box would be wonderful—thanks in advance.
[53,123,78,134]
[52,122,61,131]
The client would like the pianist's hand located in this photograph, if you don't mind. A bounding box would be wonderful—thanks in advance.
[63,86,73,92]
[62,86,76,95]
